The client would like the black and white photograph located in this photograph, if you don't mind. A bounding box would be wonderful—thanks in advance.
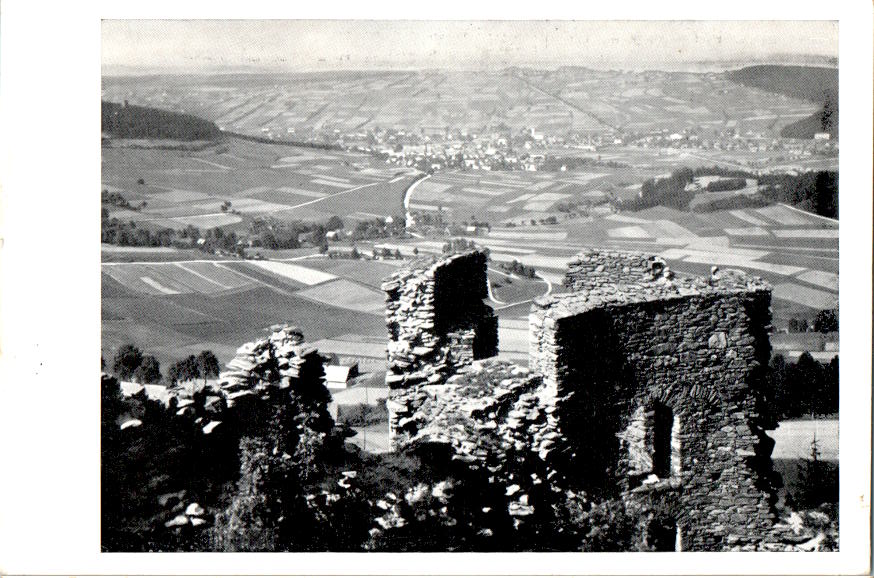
[0,1,871,575]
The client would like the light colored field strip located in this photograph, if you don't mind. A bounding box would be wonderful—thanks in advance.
[605,213,650,224]
[608,226,650,238]
[139,276,180,295]
[772,229,839,239]
[507,193,536,204]
[172,213,243,228]
[311,179,351,188]
[529,192,571,202]
[724,227,771,237]
[778,203,839,224]
[409,203,440,211]
[733,243,839,255]
[461,187,510,197]
[211,263,295,297]
[480,180,528,189]
[276,186,326,198]
[795,270,839,292]
[754,205,811,226]
[772,283,838,310]
[152,189,211,203]
[680,254,804,276]
[313,174,352,184]
[643,220,697,239]
[247,260,336,286]
[488,230,567,241]
[175,263,232,289]
[191,157,233,170]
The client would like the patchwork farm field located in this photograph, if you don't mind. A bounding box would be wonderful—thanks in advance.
[102,255,392,372]
[395,189,837,332]
[102,137,417,233]
[103,68,823,139]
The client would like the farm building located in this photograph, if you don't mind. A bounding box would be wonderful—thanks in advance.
[325,363,359,389]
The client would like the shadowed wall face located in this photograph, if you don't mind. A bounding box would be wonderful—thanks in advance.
[531,288,778,551]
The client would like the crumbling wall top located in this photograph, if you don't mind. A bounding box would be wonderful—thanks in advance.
[381,250,488,294]
[543,262,770,321]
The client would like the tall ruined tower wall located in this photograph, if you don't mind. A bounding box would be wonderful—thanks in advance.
[530,252,778,550]
[382,250,498,442]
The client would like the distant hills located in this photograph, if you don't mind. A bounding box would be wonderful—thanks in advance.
[728,66,838,139]
[102,101,224,141]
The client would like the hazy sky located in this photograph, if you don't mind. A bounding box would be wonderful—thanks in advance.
[102,20,838,73]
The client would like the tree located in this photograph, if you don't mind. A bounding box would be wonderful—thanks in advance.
[196,350,221,386]
[168,355,200,386]
[133,355,162,384]
[112,344,143,380]
[326,215,344,231]
[813,308,838,333]
[394,249,402,260]
[350,246,361,260]
[412,247,419,256]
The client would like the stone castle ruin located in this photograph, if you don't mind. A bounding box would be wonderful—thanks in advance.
[383,248,782,551]
[382,251,498,438]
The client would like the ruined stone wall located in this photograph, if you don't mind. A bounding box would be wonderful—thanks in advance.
[563,249,664,292]
[382,251,498,442]
[529,269,778,550]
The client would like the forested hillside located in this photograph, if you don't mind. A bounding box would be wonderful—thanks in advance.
[102,101,224,141]
[728,66,838,139]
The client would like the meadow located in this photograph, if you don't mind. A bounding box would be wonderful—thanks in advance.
[102,137,416,236]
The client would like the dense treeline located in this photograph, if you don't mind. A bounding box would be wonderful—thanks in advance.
[103,101,224,141]
[225,130,344,151]
[758,171,838,219]
[728,66,837,105]
[727,66,838,139]
[691,195,768,213]
[618,168,695,211]
[692,166,755,179]
[766,353,839,420]
[705,177,747,192]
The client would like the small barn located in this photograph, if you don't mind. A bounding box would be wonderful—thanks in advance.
[325,363,359,389]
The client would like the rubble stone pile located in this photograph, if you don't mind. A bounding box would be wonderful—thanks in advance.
[218,324,326,402]
[389,358,562,524]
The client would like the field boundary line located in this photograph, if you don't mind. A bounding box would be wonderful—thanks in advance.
[212,262,295,297]
[778,202,839,224]
[176,263,233,289]
[281,181,380,212]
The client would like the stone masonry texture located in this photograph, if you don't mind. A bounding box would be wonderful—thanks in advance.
[383,248,781,551]
[382,251,498,441]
